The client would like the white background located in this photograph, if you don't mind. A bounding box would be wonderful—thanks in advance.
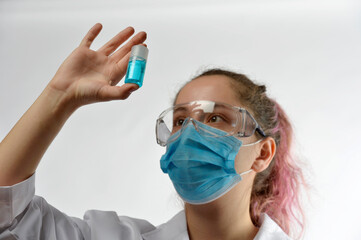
[1,0,361,239]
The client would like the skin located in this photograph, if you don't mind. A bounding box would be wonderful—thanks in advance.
[0,23,276,240]
[175,75,276,240]
[0,23,147,185]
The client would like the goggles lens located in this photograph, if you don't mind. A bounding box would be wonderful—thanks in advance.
[156,100,264,146]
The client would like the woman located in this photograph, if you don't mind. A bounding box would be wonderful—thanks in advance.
[0,23,305,239]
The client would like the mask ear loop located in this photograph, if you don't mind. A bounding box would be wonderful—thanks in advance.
[241,138,263,147]
[237,138,262,177]
[239,169,253,177]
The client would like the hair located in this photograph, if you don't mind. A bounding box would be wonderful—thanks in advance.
[174,68,306,239]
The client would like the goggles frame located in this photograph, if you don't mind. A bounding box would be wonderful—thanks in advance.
[156,100,266,147]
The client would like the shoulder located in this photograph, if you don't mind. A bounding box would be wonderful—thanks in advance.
[4,194,183,240]
[24,196,159,239]
[2,195,85,239]
[254,213,292,240]
[82,210,187,240]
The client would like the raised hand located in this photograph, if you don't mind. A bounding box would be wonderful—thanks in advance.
[0,24,147,186]
[48,23,147,109]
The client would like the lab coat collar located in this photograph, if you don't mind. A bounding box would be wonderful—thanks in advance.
[254,213,292,240]
[142,210,189,240]
[142,210,291,240]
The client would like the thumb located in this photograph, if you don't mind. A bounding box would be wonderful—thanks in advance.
[97,84,139,101]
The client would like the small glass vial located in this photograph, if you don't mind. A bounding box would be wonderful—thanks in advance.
[125,45,149,88]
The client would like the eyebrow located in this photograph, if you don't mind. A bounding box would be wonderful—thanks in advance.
[173,103,227,115]
[173,107,188,115]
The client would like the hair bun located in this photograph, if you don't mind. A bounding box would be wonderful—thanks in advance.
[257,85,266,94]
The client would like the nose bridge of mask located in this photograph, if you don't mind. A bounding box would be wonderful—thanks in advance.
[179,120,263,176]
[181,117,217,135]
[175,118,263,156]
[174,117,200,137]
[169,119,243,170]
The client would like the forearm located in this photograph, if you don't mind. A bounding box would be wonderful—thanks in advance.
[0,85,76,186]
[0,24,146,186]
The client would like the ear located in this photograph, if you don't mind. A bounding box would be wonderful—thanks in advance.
[251,137,276,173]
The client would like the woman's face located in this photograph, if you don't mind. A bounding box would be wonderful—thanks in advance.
[175,75,259,175]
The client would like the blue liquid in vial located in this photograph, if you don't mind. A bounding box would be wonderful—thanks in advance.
[124,59,146,87]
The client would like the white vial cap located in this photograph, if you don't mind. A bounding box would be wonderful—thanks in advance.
[130,45,149,60]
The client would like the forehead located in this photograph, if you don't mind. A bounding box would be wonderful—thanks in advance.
[175,75,242,107]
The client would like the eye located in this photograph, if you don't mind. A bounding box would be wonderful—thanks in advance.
[173,117,185,127]
[208,115,225,123]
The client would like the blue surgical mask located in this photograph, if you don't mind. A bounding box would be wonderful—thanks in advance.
[160,119,255,205]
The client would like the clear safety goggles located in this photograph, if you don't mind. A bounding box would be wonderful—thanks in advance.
[156,100,266,147]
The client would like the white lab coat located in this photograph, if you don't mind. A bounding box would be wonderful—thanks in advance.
[0,174,292,240]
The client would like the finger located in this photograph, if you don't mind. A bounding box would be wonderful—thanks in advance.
[110,43,148,85]
[79,23,103,48]
[97,26,135,56]
[110,31,147,62]
[109,51,131,86]
[97,83,139,101]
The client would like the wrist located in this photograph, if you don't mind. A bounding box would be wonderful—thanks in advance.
[41,84,78,122]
